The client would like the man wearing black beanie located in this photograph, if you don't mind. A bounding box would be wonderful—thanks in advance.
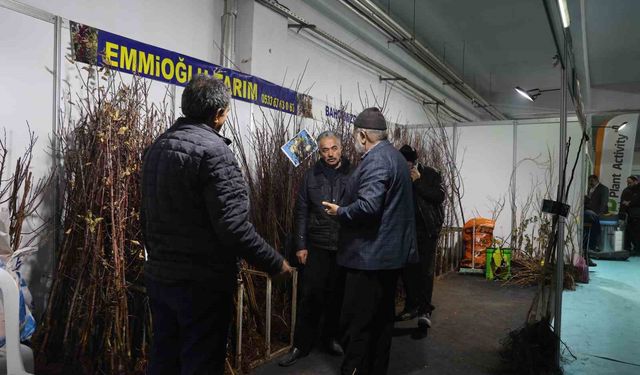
[323,108,416,375]
[397,144,445,332]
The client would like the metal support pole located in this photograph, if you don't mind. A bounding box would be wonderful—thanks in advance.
[221,0,237,68]
[170,84,176,121]
[290,269,298,347]
[235,279,244,370]
[511,120,518,247]
[52,15,63,274]
[265,277,272,357]
[554,36,568,368]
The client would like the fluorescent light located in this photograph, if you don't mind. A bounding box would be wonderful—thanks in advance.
[618,122,628,131]
[558,0,570,28]
[514,86,534,101]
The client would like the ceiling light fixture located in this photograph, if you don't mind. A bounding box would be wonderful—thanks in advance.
[515,86,535,101]
[514,86,560,102]
[617,122,628,131]
[558,0,570,28]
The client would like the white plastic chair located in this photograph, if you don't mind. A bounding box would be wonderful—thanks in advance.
[0,268,33,375]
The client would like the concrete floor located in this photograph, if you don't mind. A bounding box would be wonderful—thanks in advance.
[562,257,640,375]
[253,272,535,375]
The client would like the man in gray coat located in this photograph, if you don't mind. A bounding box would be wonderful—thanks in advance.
[323,107,416,375]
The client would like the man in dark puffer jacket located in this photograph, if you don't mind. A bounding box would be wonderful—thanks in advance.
[279,131,352,367]
[141,75,291,375]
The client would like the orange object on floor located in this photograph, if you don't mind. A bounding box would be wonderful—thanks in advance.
[461,218,495,269]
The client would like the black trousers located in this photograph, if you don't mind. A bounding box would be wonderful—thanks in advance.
[583,209,601,251]
[340,269,399,375]
[628,217,640,253]
[401,230,437,314]
[146,276,233,375]
[294,247,344,353]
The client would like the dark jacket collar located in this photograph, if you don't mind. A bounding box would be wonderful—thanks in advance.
[313,157,351,175]
[173,117,232,145]
[361,139,390,160]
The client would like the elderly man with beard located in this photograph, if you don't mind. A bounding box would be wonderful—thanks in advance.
[279,131,352,367]
[323,108,416,375]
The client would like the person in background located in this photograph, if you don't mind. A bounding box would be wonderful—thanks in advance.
[620,175,638,204]
[586,174,609,215]
[396,145,445,333]
[279,131,352,367]
[583,174,609,267]
[619,176,640,255]
[323,108,416,375]
[141,75,291,375]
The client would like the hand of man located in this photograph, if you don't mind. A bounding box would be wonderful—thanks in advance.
[322,201,339,216]
[410,167,421,182]
[279,259,293,276]
[622,200,630,206]
[296,249,308,265]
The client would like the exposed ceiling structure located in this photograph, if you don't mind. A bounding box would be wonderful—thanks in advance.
[568,0,640,116]
[361,0,640,122]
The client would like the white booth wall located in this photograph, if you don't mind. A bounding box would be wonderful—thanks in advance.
[0,7,56,317]
[455,118,585,257]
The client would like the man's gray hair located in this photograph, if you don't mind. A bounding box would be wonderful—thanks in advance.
[316,130,342,145]
[355,127,388,141]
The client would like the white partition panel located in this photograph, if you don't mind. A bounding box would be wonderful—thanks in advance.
[0,7,55,317]
[515,120,559,257]
[514,118,582,258]
[566,121,585,258]
[0,7,54,178]
[455,118,585,256]
[456,123,514,240]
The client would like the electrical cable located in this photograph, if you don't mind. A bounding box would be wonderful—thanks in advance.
[565,131,588,199]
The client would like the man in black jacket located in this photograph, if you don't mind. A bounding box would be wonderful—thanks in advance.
[583,174,609,264]
[586,174,609,215]
[619,178,640,254]
[279,131,351,367]
[396,145,445,331]
[141,75,291,375]
[619,175,638,251]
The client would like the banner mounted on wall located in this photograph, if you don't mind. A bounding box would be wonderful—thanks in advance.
[69,21,313,117]
[593,113,639,213]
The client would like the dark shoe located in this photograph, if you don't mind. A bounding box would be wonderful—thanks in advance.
[326,339,344,356]
[395,308,419,322]
[588,260,597,267]
[278,347,306,367]
[417,313,432,329]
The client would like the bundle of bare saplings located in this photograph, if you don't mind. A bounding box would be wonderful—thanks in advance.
[35,73,168,374]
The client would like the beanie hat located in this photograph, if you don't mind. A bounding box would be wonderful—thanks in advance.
[354,107,387,130]
[399,144,418,162]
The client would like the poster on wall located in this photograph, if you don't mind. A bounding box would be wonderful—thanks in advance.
[593,114,639,213]
[281,129,318,167]
[69,21,313,117]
